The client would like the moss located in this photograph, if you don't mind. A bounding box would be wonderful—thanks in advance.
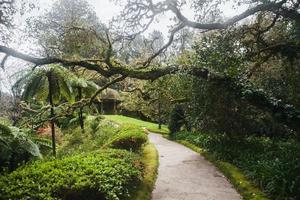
[177,140,269,200]
[129,143,159,200]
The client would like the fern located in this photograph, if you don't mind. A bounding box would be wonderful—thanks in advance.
[0,123,43,170]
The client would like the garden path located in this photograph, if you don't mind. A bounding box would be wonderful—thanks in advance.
[148,133,241,200]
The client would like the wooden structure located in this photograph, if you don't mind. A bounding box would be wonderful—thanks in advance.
[98,88,121,114]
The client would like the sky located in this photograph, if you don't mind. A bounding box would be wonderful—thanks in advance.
[0,0,249,93]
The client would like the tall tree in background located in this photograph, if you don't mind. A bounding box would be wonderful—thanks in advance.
[28,0,107,59]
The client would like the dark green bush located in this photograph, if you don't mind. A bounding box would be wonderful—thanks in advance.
[168,104,185,138]
[0,149,142,200]
[175,131,300,200]
[0,123,44,171]
[105,124,148,151]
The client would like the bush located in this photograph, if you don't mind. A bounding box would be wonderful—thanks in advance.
[168,104,185,138]
[0,149,142,200]
[175,131,300,200]
[0,123,43,171]
[105,124,148,151]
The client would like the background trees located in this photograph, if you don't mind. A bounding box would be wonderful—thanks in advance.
[0,0,299,137]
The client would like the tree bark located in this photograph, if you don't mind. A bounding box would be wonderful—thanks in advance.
[158,97,162,130]
[77,87,84,133]
[47,72,56,157]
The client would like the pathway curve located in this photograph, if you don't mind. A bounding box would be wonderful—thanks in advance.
[148,133,241,200]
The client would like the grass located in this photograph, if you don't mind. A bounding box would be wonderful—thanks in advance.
[104,115,169,134]
[58,116,119,157]
[177,140,269,200]
[129,143,158,200]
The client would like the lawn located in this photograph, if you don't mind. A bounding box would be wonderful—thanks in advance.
[104,115,169,134]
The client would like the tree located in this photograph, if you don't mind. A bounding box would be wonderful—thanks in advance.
[29,0,107,59]
[16,65,75,156]
[71,78,98,132]
[1,0,300,136]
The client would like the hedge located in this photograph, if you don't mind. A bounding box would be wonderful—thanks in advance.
[0,149,142,200]
[104,124,148,151]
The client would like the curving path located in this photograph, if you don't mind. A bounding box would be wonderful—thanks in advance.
[149,133,241,200]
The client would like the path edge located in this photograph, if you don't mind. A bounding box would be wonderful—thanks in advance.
[129,142,159,200]
[175,139,269,200]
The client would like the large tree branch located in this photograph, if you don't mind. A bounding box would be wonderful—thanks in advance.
[89,75,126,103]
[167,1,287,30]
[0,45,111,76]
[0,45,179,80]
[1,45,300,133]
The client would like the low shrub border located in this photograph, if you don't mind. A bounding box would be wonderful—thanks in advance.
[129,143,159,200]
[103,124,148,151]
[101,118,159,200]
[0,149,142,200]
[176,140,269,200]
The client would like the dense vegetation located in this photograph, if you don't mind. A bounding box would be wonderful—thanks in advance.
[175,131,300,200]
[0,149,142,200]
[0,0,299,199]
[0,116,155,200]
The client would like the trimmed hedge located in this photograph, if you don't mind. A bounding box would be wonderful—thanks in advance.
[104,124,148,151]
[0,149,142,200]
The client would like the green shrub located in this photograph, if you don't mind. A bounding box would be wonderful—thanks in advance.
[0,123,43,171]
[0,149,142,200]
[105,124,148,151]
[175,131,300,200]
[88,116,102,135]
[168,104,185,138]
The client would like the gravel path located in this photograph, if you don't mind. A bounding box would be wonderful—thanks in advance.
[149,133,241,200]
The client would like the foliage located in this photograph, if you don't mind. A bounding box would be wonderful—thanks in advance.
[175,131,300,200]
[128,144,158,200]
[58,116,118,157]
[120,75,192,126]
[28,0,107,59]
[0,122,43,171]
[0,149,143,200]
[14,65,76,104]
[168,104,186,137]
[177,140,268,200]
[104,124,148,152]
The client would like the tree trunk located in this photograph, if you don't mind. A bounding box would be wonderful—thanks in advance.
[47,72,56,157]
[78,87,84,133]
[158,98,162,130]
